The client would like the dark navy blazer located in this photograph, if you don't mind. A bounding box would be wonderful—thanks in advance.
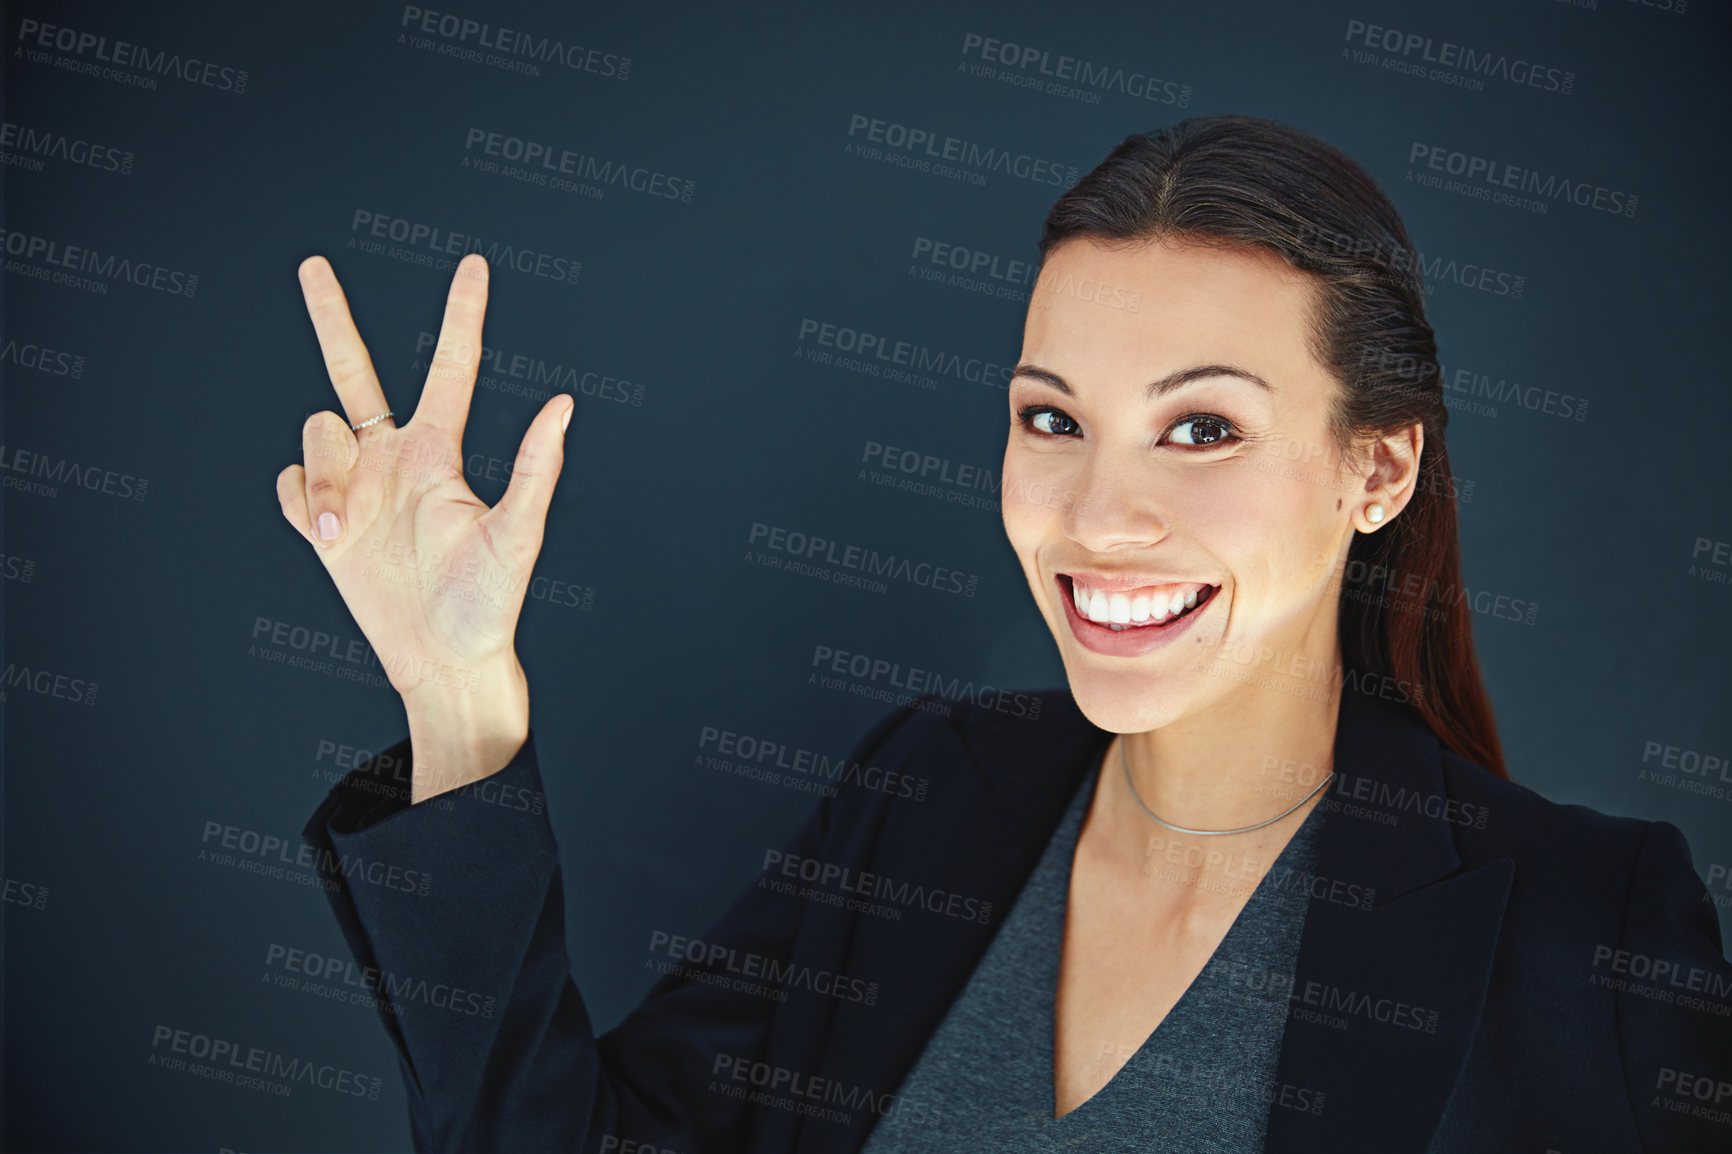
[303,685,1732,1153]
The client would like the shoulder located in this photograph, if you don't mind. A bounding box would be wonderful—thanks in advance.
[1437,747,1726,981]
[1439,748,1652,871]
[814,688,1100,836]
[1439,748,1709,906]
[1438,758,1732,1145]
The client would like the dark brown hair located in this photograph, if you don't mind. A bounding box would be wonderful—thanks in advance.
[1038,113,1507,779]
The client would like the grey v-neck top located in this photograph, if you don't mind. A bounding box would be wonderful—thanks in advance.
[860,746,1323,1153]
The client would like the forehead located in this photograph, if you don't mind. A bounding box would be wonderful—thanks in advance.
[1020,237,1321,382]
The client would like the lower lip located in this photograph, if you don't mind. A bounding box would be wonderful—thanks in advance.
[1057,576,1219,657]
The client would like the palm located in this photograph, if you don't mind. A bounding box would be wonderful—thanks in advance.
[321,423,513,694]
[278,255,570,700]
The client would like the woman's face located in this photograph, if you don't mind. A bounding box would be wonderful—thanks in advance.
[1002,235,1405,735]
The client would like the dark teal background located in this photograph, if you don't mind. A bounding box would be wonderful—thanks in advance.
[5,0,1729,1149]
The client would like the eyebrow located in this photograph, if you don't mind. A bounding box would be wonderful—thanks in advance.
[1009,362,1274,400]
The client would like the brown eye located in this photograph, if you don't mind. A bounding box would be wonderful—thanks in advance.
[1016,405,1080,437]
[1166,415,1237,446]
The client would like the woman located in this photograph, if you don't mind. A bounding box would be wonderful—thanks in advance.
[281,115,1730,1152]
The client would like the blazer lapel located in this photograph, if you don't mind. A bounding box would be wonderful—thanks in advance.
[795,691,1111,1154]
[1262,688,1514,1153]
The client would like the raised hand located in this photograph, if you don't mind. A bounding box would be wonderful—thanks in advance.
[276,253,572,799]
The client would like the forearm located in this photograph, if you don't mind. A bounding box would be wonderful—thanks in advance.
[308,733,613,1152]
[303,730,779,1154]
[403,653,531,804]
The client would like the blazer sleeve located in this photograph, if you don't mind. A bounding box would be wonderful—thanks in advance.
[1615,818,1732,1153]
[301,704,921,1154]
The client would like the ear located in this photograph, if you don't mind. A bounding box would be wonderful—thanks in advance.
[1352,421,1423,533]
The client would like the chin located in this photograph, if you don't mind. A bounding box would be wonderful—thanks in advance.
[1057,659,1202,735]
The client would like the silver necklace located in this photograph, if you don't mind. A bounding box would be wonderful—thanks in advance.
[1118,738,1334,836]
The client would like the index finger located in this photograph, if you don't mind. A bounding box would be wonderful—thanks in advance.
[297,255,393,432]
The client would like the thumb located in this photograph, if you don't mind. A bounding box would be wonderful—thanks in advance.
[486,394,573,555]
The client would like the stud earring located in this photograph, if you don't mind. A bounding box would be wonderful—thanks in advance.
[1366,503,1386,525]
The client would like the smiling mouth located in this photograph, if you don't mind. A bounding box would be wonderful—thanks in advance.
[1060,575,1220,631]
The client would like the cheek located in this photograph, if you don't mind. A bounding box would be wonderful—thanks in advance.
[1184,461,1337,572]
[1000,447,1072,544]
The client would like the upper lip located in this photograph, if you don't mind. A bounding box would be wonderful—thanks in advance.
[1058,569,1219,593]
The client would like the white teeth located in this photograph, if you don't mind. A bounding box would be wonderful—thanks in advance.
[1069,578,1212,628]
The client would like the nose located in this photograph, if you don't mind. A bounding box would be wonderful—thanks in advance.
[1062,445,1171,552]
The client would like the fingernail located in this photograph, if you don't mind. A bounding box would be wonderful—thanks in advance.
[317,511,341,541]
[560,405,572,434]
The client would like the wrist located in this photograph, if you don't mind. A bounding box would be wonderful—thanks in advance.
[402,654,530,803]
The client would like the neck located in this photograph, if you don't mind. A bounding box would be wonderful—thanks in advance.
[1117,676,1341,830]
[1081,629,1346,896]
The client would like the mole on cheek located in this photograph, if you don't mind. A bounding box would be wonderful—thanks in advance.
[1335,498,1342,510]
